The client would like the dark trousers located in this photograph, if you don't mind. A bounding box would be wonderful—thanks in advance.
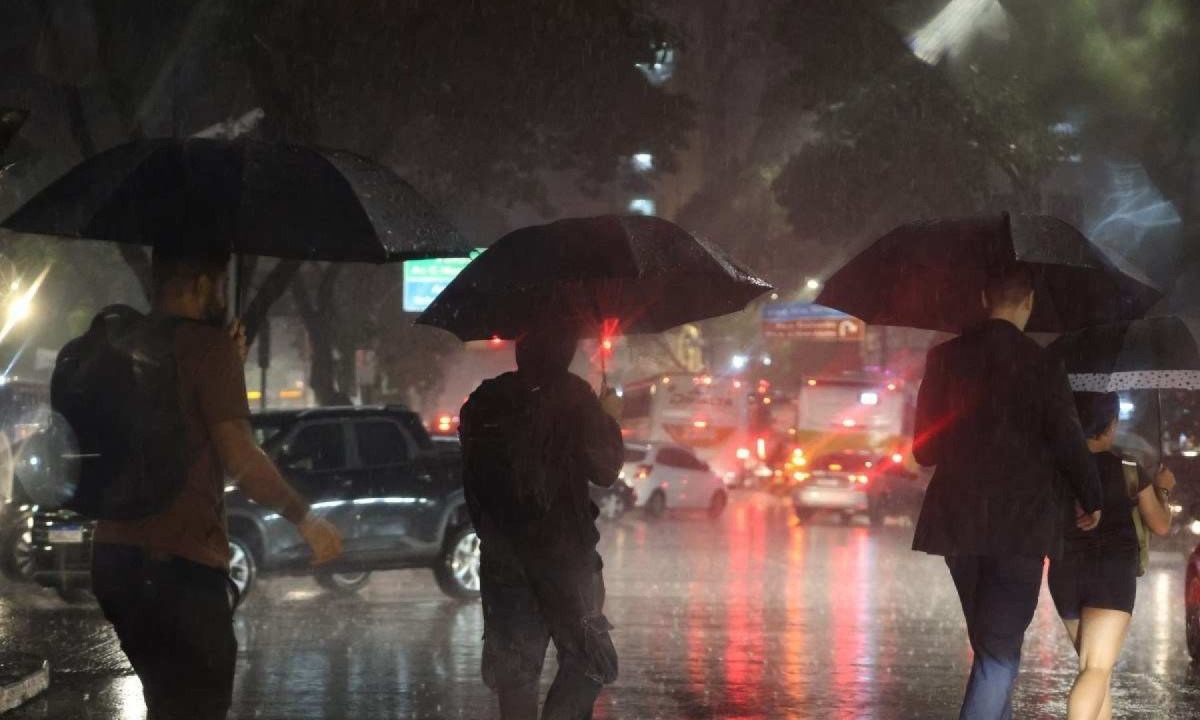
[946,554,1043,720]
[91,544,238,720]
[480,549,617,720]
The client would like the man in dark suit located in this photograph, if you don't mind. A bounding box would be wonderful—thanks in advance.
[912,264,1103,720]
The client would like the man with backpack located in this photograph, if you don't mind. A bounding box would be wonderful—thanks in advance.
[459,319,624,720]
[61,241,342,720]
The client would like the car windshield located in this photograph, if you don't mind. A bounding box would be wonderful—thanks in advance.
[251,415,291,450]
[624,447,647,463]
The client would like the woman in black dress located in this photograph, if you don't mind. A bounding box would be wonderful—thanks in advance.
[1048,392,1175,720]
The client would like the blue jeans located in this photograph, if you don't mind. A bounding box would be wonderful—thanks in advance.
[946,555,1043,720]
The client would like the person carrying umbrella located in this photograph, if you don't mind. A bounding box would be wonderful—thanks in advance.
[910,263,1103,720]
[817,213,1159,720]
[1046,314,1200,720]
[2,137,473,719]
[459,316,623,719]
[424,215,771,719]
[1046,392,1174,720]
[88,239,344,720]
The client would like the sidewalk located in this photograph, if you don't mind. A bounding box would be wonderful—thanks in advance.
[0,654,48,714]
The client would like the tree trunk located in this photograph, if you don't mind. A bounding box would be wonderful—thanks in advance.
[291,265,351,406]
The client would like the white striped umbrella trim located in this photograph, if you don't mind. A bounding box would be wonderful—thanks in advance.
[1068,371,1200,392]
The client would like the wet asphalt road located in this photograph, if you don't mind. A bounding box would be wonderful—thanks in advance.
[3,490,1200,719]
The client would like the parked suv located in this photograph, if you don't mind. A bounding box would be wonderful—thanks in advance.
[29,406,479,602]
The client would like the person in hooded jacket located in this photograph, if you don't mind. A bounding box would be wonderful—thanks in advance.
[459,320,624,720]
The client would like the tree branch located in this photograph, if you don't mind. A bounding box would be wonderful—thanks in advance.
[241,259,299,346]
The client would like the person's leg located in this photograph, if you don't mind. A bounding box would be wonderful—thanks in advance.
[538,565,617,720]
[155,560,238,720]
[1067,607,1131,720]
[946,556,986,717]
[960,555,1043,720]
[1062,619,1080,650]
[91,545,175,717]
[481,553,550,720]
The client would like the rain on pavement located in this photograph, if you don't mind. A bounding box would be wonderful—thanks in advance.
[4,491,1199,720]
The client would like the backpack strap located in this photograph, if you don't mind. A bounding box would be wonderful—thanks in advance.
[1121,458,1141,500]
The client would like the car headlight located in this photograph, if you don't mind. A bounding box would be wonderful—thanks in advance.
[1171,503,1184,515]
[1189,520,1200,536]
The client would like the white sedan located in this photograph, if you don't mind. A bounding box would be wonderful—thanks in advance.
[622,443,728,519]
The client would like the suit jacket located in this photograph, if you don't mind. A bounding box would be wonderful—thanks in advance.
[912,319,1102,558]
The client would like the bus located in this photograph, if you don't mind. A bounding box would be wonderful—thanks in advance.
[792,375,914,462]
[619,373,774,485]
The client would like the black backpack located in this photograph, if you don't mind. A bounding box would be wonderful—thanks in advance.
[47,305,193,520]
[460,376,555,533]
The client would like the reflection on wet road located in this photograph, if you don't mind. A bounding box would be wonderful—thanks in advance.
[4,490,1200,718]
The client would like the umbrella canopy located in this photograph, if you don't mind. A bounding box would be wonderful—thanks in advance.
[417,215,772,340]
[1048,315,1200,392]
[816,213,1161,334]
[1,138,471,263]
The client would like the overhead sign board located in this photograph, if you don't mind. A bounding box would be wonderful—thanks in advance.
[402,250,483,313]
[762,302,864,342]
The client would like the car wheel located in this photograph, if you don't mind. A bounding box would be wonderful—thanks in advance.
[228,537,258,602]
[645,491,667,519]
[597,493,625,521]
[1188,571,1200,661]
[316,570,372,594]
[435,525,481,600]
[707,490,727,520]
[1,512,34,582]
[793,506,813,523]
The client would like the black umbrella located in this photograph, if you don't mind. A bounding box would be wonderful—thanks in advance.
[816,213,1161,333]
[416,215,772,341]
[1,138,471,304]
[1048,315,1200,393]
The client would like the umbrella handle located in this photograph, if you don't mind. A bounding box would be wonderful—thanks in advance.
[232,253,247,319]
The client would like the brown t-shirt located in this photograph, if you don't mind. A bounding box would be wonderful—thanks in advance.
[95,321,250,569]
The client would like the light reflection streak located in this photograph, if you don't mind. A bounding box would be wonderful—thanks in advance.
[784,524,808,716]
[115,674,145,720]
[828,528,875,719]
[907,0,1007,65]
[1153,569,1171,676]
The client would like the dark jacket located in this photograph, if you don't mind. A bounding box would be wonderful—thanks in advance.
[459,371,623,559]
[912,319,1102,559]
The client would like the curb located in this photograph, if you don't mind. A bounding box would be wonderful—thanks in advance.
[0,654,49,714]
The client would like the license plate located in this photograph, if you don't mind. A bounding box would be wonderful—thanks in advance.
[815,477,841,487]
[47,528,84,544]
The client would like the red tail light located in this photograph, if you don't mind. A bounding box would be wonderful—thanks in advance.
[637,464,653,480]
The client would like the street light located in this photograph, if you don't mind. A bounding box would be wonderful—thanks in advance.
[731,354,749,371]
[6,296,31,324]
[805,278,821,291]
